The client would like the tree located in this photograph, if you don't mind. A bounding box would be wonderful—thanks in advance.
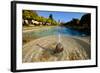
[49,14,53,20]
[22,10,38,20]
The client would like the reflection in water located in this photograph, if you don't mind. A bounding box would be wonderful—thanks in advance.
[23,26,88,41]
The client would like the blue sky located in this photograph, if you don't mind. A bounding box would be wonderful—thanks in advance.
[36,11,85,23]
